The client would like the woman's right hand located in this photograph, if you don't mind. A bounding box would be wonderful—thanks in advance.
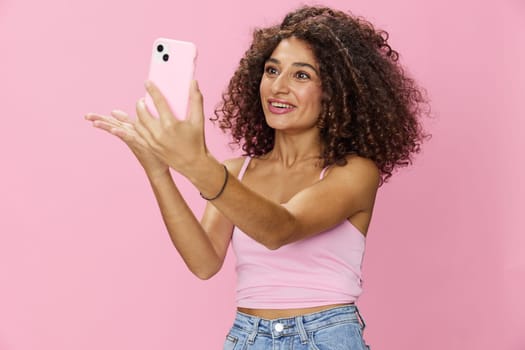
[85,110,169,178]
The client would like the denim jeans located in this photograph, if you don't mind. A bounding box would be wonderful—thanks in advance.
[223,305,370,350]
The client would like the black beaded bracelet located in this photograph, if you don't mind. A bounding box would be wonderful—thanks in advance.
[200,165,229,201]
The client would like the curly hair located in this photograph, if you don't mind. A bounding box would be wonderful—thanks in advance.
[213,6,429,183]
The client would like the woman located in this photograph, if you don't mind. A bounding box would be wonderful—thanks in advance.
[85,6,427,350]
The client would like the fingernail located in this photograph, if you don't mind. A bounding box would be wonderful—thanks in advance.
[145,80,152,89]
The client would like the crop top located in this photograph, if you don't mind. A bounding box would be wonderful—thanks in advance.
[231,157,366,309]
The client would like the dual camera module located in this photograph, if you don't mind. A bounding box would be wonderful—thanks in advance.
[157,44,169,62]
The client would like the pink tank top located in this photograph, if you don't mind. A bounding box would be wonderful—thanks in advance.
[232,157,366,309]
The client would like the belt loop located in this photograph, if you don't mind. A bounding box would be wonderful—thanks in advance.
[247,317,260,344]
[295,316,308,344]
[355,306,366,331]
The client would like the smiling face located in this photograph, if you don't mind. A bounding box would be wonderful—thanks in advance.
[259,37,323,134]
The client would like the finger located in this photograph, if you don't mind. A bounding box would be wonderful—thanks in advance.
[86,112,121,126]
[134,118,149,140]
[87,114,123,132]
[144,80,176,125]
[135,101,156,146]
[110,127,132,142]
[85,112,107,122]
[88,112,128,130]
[90,120,115,134]
[110,109,130,123]
[187,80,205,128]
[135,98,157,137]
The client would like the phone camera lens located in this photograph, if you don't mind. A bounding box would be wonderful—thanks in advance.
[162,54,169,62]
[157,44,164,52]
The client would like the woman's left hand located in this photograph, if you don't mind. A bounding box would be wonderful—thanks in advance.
[136,80,208,177]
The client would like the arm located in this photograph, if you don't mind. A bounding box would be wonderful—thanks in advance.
[146,159,245,279]
[85,110,240,280]
[189,154,379,250]
[136,81,380,250]
[146,171,227,279]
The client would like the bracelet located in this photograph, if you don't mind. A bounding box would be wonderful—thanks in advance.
[200,165,229,201]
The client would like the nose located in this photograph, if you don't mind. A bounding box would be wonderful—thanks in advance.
[271,73,290,95]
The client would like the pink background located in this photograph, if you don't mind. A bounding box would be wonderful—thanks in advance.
[0,0,522,349]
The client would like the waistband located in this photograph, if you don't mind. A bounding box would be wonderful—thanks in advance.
[232,305,366,341]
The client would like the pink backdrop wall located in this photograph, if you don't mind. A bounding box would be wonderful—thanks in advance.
[0,0,522,349]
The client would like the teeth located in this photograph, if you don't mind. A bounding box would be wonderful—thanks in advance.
[270,102,293,109]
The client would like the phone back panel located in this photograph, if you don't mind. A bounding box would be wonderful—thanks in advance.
[145,38,196,119]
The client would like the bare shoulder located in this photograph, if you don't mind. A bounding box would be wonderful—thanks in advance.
[325,155,380,189]
[223,156,247,178]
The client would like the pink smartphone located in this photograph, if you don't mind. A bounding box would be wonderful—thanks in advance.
[145,38,197,119]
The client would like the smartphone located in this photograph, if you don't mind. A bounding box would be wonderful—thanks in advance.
[145,38,197,119]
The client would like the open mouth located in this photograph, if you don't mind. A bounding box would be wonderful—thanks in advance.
[270,101,295,109]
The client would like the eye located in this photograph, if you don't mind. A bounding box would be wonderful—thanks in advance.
[295,71,310,80]
[264,66,279,75]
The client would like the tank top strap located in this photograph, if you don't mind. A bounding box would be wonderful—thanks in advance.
[237,156,252,180]
[319,166,329,180]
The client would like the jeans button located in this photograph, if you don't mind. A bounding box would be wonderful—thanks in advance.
[274,323,284,332]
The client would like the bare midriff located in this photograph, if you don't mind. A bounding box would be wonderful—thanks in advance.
[237,302,354,319]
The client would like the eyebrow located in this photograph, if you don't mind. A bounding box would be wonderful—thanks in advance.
[266,58,319,76]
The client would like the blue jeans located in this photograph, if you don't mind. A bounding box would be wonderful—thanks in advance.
[223,305,370,350]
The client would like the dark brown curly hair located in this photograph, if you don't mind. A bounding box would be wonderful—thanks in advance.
[213,6,429,183]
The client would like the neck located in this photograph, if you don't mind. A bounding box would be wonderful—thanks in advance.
[265,130,323,168]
